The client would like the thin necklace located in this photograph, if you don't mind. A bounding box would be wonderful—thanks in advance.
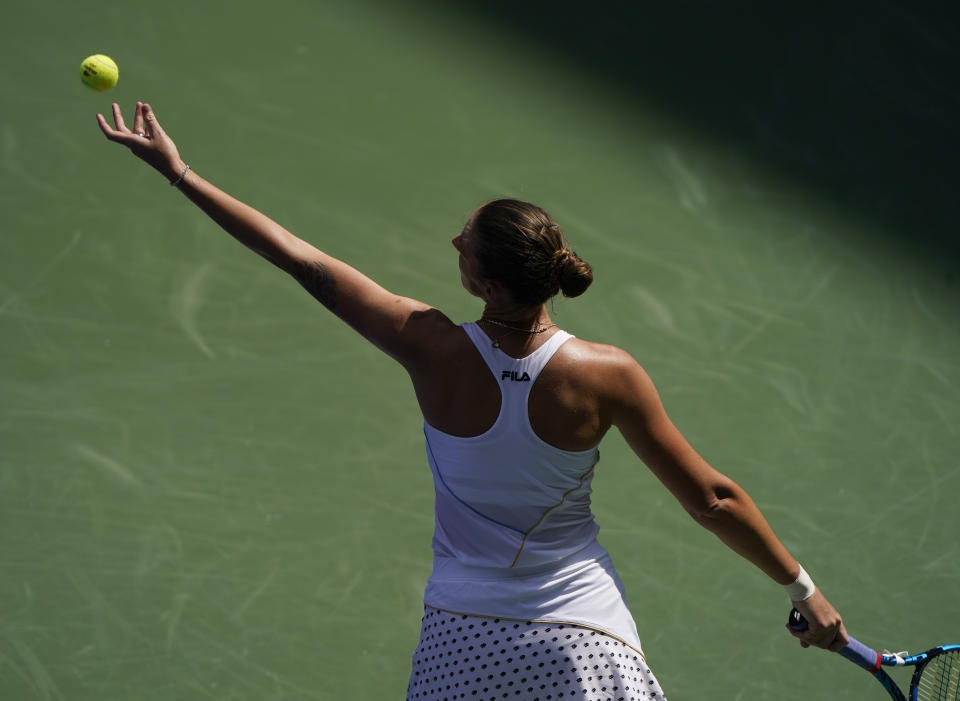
[478,317,557,349]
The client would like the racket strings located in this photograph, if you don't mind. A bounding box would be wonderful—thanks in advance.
[917,650,960,701]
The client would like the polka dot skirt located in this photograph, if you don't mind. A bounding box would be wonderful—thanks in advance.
[407,606,667,701]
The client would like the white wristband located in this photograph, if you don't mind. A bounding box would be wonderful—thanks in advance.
[784,564,816,601]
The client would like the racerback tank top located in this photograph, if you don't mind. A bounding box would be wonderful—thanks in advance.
[424,322,600,569]
[421,323,644,653]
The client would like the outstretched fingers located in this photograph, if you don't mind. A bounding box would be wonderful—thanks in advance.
[141,103,166,140]
[132,101,145,137]
[111,102,130,133]
[97,102,153,146]
[97,110,133,145]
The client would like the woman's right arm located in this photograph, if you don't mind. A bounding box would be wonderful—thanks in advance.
[97,102,450,364]
[603,347,848,651]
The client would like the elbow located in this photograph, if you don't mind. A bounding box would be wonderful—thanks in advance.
[690,496,725,528]
[688,485,738,529]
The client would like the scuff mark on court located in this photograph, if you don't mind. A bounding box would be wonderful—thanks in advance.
[171,262,217,359]
[73,444,141,487]
[0,231,83,316]
[658,145,709,214]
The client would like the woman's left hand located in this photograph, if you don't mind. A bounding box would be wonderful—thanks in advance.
[96,101,187,183]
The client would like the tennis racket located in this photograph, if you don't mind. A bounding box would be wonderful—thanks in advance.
[788,608,960,701]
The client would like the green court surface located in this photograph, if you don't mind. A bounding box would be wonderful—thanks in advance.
[2,1,958,699]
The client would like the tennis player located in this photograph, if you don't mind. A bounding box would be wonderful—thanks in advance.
[98,102,848,700]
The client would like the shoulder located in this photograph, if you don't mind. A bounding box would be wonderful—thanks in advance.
[552,337,658,409]
[557,337,644,377]
[402,304,460,336]
[400,307,471,365]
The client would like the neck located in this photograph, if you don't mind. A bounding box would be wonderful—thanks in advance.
[480,303,550,327]
[476,305,557,350]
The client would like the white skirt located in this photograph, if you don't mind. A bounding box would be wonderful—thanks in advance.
[407,606,667,701]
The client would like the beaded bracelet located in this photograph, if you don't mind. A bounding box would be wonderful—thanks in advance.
[171,164,191,187]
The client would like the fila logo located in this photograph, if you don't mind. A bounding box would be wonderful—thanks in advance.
[501,370,531,382]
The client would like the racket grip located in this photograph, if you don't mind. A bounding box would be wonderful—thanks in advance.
[787,608,882,673]
[837,638,882,673]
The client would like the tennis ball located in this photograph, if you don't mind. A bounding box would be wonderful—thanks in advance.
[80,54,118,92]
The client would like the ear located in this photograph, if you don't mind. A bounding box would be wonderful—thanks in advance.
[480,278,507,303]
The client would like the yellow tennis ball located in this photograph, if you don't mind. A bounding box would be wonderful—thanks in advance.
[80,54,119,92]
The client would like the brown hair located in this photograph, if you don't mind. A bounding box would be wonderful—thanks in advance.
[468,199,593,306]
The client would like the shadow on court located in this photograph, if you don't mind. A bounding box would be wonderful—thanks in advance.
[436,0,959,274]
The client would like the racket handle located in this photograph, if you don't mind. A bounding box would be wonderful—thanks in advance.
[788,608,882,673]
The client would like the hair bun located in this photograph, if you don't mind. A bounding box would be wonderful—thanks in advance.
[470,198,594,305]
[555,248,593,298]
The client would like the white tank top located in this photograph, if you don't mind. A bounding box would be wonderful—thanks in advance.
[422,323,644,653]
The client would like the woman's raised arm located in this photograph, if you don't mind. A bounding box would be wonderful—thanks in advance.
[97,102,447,364]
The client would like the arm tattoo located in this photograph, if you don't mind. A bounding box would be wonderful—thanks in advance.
[293,260,338,312]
